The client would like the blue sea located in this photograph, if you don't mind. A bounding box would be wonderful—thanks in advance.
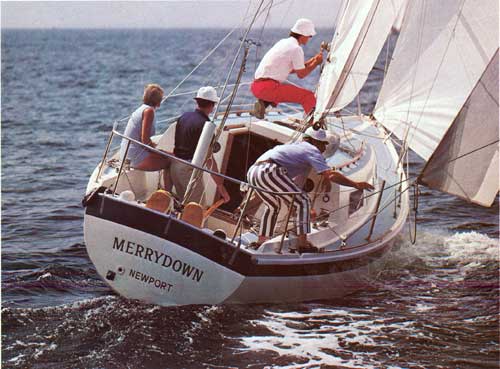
[2,28,499,369]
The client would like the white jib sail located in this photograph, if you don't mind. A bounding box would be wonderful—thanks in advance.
[392,0,407,32]
[418,50,499,207]
[314,0,406,119]
[373,0,499,161]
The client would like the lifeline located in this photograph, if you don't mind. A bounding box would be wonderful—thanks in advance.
[112,237,205,282]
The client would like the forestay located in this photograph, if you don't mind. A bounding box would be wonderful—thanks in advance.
[418,50,499,207]
[373,0,498,161]
[314,0,406,118]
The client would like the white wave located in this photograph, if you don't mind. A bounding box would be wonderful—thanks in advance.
[33,343,58,360]
[382,229,498,273]
[238,307,413,369]
[1,296,119,317]
[444,231,499,267]
[184,305,222,345]
[8,353,26,364]
[36,272,53,280]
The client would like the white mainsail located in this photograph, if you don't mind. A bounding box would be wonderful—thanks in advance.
[314,0,406,118]
[373,0,499,161]
[392,0,407,32]
[418,50,499,207]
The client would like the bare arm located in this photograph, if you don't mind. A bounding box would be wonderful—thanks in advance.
[293,52,323,79]
[141,107,156,147]
[207,156,231,203]
[322,170,374,191]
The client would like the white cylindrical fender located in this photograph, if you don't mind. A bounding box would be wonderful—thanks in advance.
[184,121,216,203]
[191,121,216,168]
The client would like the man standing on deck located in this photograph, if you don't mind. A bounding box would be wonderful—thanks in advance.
[246,127,374,253]
[250,18,323,119]
[171,86,230,204]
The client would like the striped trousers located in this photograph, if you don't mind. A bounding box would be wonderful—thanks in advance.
[247,163,311,237]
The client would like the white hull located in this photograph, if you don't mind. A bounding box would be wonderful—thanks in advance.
[84,112,409,306]
[84,204,402,306]
[84,215,244,306]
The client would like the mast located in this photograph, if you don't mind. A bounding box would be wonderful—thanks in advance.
[182,0,265,204]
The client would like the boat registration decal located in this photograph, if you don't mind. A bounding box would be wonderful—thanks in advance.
[129,269,173,292]
[113,237,205,283]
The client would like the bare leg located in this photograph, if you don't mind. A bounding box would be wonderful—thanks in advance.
[134,153,172,190]
[258,235,269,244]
[297,234,308,248]
[162,169,173,191]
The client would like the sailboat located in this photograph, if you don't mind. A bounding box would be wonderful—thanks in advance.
[82,0,498,306]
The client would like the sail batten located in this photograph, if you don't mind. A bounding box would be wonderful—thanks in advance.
[314,0,406,118]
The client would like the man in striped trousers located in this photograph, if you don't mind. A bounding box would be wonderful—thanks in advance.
[247,127,374,253]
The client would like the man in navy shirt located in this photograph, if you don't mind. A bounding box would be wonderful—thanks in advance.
[171,86,230,204]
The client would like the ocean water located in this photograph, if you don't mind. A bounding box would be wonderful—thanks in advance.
[2,29,499,369]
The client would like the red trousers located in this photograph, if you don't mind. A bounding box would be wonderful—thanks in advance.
[251,79,316,114]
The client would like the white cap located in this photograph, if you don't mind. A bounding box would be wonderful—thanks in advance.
[195,86,220,103]
[325,132,340,156]
[291,18,316,37]
[304,127,329,142]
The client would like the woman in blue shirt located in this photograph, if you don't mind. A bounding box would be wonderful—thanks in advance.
[120,84,172,190]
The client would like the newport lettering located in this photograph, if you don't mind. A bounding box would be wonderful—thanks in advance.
[112,237,205,282]
[129,269,173,292]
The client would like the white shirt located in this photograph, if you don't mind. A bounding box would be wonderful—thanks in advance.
[254,37,305,82]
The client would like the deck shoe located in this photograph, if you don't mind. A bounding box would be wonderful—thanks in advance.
[251,100,266,119]
[297,242,319,254]
[248,241,262,250]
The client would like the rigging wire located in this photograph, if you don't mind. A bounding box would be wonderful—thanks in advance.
[310,132,500,225]
[254,0,273,68]
[161,29,239,104]
[338,115,357,151]
[183,0,267,203]
[326,119,389,140]
[212,3,266,139]
[271,175,414,245]
[313,175,414,222]
[317,0,383,123]
[114,1,292,130]
[157,82,253,102]
[442,140,499,165]
[408,181,419,244]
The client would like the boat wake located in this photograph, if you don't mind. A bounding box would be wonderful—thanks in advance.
[235,229,499,368]
[2,229,497,369]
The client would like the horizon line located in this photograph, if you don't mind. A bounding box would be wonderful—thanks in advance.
[1,26,333,30]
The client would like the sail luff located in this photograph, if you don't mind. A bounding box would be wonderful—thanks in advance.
[314,0,406,119]
[318,0,381,118]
